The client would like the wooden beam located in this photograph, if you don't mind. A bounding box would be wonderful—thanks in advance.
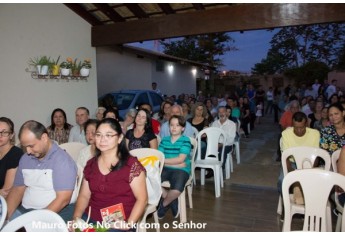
[64,3,102,26]
[124,3,149,19]
[157,3,175,15]
[92,3,345,46]
[192,3,205,11]
[93,3,125,22]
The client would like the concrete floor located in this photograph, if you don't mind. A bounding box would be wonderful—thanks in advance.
[229,114,281,189]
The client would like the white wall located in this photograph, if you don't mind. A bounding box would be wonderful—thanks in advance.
[151,61,200,96]
[96,47,151,96]
[97,46,199,97]
[0,4,98,136]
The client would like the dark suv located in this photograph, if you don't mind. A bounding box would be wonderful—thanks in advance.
[98,90,164,120]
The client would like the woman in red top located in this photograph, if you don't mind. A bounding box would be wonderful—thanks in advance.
[72,118,147,231]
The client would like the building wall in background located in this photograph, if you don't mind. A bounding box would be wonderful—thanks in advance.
[96,46,201,97]
[0,4,98,135]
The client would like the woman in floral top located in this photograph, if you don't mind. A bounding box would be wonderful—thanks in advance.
[320,103,345,155]
[46,108,73,144]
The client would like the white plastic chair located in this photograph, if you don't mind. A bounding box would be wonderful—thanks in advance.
[278,146,332,230]
[0,195,7,230]
[156,134,161,146]
[59,142,86,163]
[234,120,241,164]
[225,140,235,179]
[129,148,164,232]
[161,137,197,223]
[331,149,344,232]
[1,209,68,232]
[191,126,199,139]
[332,149,341,172]
[282,169,345,232]
[194,127,226,198]
[69,163,84,204]
[277,145,331,215]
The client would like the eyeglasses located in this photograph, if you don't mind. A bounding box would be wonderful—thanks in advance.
[0,131,11,137]
[95,133,118,140]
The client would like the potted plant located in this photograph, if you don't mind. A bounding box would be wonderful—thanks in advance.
[80,59,92,77]
[28,56,52,75]
[51,56,60,76]
[71,58,82,77]
[60,57,73,76]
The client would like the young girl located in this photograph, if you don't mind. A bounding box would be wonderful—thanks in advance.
[256,101,263,124]
[157,115,191,219]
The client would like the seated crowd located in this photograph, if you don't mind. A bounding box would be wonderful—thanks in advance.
[2,83,345,231]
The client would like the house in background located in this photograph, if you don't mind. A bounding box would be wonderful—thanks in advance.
[96,45,212,97]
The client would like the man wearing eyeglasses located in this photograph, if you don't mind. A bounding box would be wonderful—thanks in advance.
[6,120,77,223]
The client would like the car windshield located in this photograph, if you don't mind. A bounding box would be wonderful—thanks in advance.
[99,93,135,110]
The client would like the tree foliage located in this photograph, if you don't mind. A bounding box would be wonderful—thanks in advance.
[335,44,345,71]
[252,23,345,75]
[284,61,330,85]
[160,33,237,69]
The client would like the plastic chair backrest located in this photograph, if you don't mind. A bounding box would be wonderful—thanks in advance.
[69,163,84,204]
[332,149,341,172]
[129,148,164,206]
[196,127,226,164]
[281,146,331,176]
[282,169,345,231]
[156,135,161,146]
[0,195,7,230]
[1,209,68,232]
[191,127,199,139]
[189,137,197,180]
[59,142,87,163]
[130,148,164,174]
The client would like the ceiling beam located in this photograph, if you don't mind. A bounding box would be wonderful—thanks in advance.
[92,3,345,46]
[93,3,125,22]
[124,3,149,19]
[157,3,175,15]
[64,3,102,26]
[192,3,205,11]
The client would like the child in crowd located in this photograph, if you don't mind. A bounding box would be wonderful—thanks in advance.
[256,101,263,124]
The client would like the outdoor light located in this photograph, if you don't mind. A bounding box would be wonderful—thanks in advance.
[192,68,197,76]
[167,64,174,74]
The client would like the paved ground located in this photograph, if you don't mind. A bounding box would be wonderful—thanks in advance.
[228,114,281,189]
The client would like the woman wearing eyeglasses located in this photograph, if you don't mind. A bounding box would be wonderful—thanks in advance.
[72,118,147,231]
[0,117,23,198]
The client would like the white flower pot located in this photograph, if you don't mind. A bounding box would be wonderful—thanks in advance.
[37,65,49,75]
[80,68,90,77]
[61,68,70,76]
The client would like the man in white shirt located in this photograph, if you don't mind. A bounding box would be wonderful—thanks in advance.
[326,79,337,100]
[211,106,237,168]
[68,107,89,145]
[152,82,163,97]
[312,79,321,96]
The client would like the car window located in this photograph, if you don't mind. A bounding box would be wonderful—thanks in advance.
[150,92,163,107]
[136,92,149,107]
[99,93,135,110]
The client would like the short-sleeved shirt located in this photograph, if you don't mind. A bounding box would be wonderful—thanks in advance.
[281,127,320,151]
[83,156,146,222]
[279,110,293,130]
[0,146,23,189]
[125,129,156,151]
[158,135,191,174]
[14,142,77,209]
[320,125,345,155]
